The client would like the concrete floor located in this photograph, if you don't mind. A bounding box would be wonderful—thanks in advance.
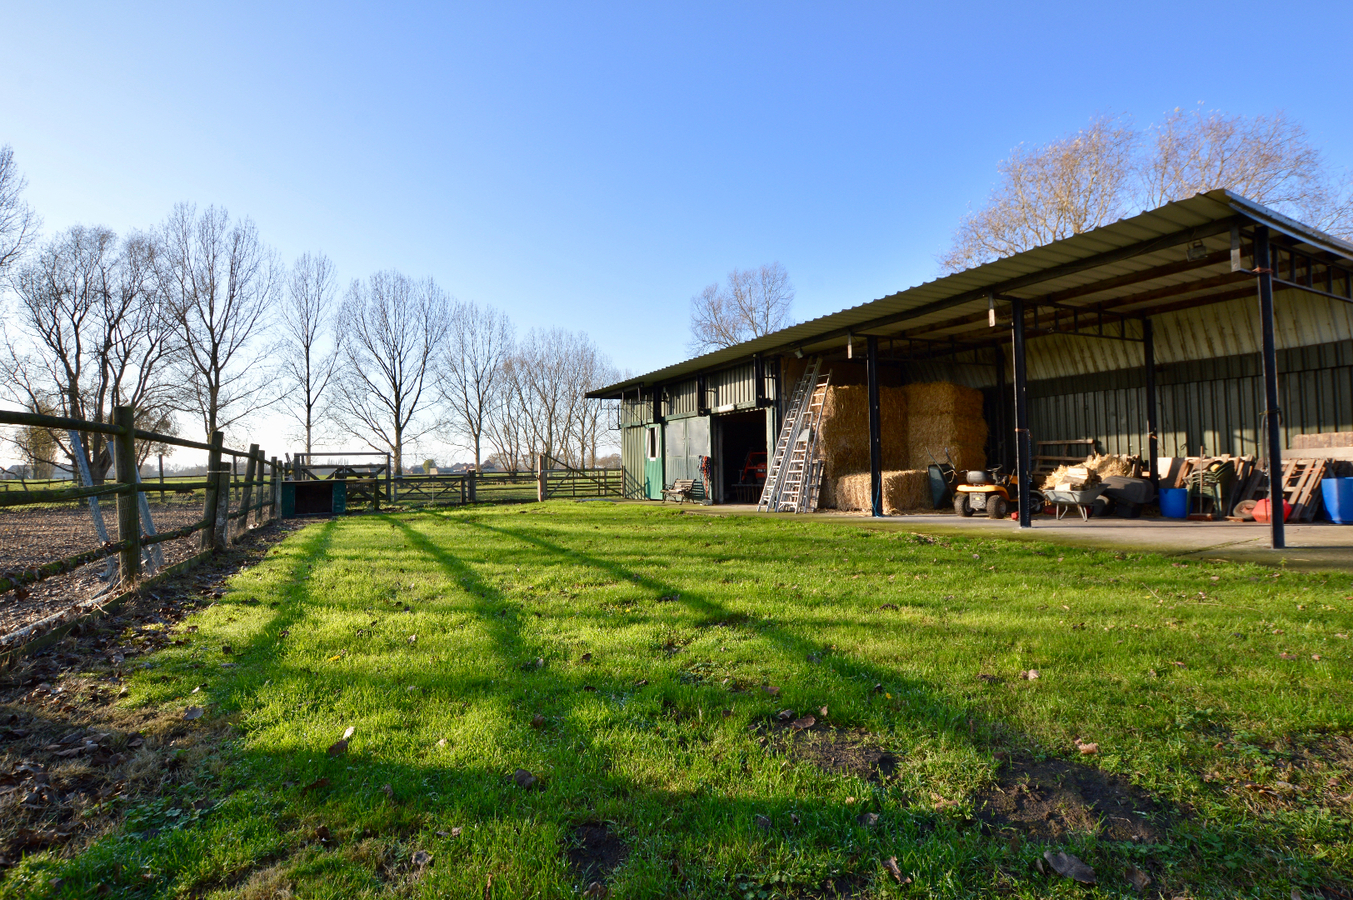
[682,504,1353,572]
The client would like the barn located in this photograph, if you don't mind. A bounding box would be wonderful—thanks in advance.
[587,191,1353,548]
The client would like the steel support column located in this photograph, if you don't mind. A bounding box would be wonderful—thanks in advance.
[994,346,1010,472]
[866,335,883,518]
[1011,300,1032,528]
[1143,317,1159,500]
[1254,226,1286,549]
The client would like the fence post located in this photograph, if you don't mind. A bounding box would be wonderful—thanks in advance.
[270,456,280,522]
[253,449,267,527]
[113,405,141,586]
[468,470,476,504]
[201,431,224,550]
[214,463,231,549]
[537,454,547,502]
[240,444,259,538]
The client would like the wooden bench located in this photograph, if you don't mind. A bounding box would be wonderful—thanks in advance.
[661,479,696,504]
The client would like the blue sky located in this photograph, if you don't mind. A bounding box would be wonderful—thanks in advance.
[5,2,1353,458]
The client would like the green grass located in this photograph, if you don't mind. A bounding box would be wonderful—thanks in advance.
[7,503,1352,898]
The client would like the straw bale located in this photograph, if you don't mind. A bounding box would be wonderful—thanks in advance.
[834,469,931,514]
[817,385,909,494]
[903,381,983,417]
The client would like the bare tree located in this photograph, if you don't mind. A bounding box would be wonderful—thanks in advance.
[689,262,796,353]
[1141,107,1353,236]
[503,328,576,468]
[0,144,39,275]
[942,108,1353,272]
[155,203,281,440]
[1,226,179,481]
[438,300,513,472]
[483,365,529,475]
[279,252,339,455]
[564,340,619,468]
[940,116,1139,272]
[332,271,450,474]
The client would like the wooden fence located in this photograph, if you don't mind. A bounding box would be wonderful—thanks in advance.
[0,405,281,596]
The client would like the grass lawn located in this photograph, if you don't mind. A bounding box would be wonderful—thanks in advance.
[4,502,1352,898]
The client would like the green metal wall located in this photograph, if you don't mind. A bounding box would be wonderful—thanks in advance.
[1014,337,1353,459]
[665,416,711,500]
[621,425,647,498]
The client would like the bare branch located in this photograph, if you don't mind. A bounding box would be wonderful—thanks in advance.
[689,262,795,353]
[330,271,450,474]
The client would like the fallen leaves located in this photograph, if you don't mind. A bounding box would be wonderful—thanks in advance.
[183,706,204,721]
[882,856,909,884]
[530,714,546,729]
[411,849,433,869]
[302,777,330,794]
[789,715,815,732]
[1019,669,1040,681]
[1075,740,1100,756]
[328,726,355,757]
[512,768,539,790]
[754,814,771,830]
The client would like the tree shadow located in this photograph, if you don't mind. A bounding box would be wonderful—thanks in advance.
[6,509,1300,898]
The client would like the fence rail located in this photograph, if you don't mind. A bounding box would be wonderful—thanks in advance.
[1,406,281,603]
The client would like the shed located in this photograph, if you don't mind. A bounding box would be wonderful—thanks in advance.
[588,191,1353,549]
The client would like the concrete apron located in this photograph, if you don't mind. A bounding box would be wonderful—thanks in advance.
[684,505,1353,573]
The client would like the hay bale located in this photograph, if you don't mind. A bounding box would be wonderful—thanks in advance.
[834,469,931,514]
[817,385,909,488]
[835,472,871,511]
[903,381,982,416]
[902,382,987,474]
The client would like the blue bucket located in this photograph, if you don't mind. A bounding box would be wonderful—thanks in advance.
[1160,487,1188,519]
[1322,477,1353,524]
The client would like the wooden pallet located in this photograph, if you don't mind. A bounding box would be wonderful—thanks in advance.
[1033,440,1097,476]
[1279,458,1329,523]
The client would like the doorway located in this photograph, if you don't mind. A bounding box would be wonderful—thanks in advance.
[716,410,768,503]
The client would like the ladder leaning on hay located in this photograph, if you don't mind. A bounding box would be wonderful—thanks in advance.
[759,359,831,513]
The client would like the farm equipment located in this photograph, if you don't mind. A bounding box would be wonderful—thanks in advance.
[953,466,1044,519]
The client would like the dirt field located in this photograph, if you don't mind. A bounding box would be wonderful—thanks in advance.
[0,490,266,641]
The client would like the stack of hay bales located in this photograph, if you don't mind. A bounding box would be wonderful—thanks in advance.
[902,382,987,473]
[834,470,931,514]
[815,385,908,507]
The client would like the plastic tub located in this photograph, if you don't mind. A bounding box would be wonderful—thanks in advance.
[1253,498,1293,523]
[1159,487,1188,519]
[1323,477,1353,524]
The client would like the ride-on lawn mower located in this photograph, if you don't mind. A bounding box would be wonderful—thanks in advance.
[953,465,1045,519]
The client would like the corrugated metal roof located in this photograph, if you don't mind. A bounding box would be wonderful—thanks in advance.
[590,190,1353,397]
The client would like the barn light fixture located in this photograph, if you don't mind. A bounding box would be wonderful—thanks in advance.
[1186,239,1208,261]
[794,347,803,359]
[988,295,996,327]
[847,332,853,359]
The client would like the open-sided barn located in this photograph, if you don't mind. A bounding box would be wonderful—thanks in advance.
[587,191,1353,549]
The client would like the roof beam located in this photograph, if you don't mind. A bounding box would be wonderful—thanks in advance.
[774,217,1241,355]
[1038,248,1233,304]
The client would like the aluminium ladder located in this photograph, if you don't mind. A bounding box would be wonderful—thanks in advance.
[758,359,830,513]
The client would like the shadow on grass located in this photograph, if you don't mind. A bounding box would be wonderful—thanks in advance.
[11,510,1326,899]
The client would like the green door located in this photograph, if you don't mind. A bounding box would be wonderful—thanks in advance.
[644,425,664,499]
